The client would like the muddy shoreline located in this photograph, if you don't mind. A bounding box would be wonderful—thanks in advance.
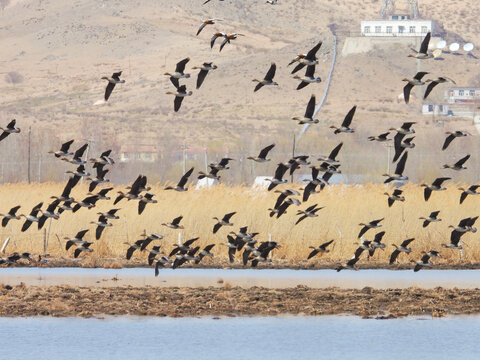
[1,284,480,318]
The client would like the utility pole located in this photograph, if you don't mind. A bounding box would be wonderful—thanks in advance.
[204,147,208,172]
[27,126,31,184]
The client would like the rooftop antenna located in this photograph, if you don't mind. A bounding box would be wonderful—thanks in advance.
[380,0,395,18]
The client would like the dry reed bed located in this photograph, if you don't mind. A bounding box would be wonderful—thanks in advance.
[0,182,478,265]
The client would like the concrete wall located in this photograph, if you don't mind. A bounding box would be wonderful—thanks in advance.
[342,36,443,57]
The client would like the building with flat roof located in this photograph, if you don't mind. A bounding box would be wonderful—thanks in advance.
[361,15,435,37]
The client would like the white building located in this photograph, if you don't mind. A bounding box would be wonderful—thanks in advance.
[445,87,480,104]
[361,15,435,37]
[422,104,450,116]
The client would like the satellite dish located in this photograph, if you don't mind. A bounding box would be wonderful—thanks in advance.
[437,40,447,49]
[464,43,474,52]
[428,42,435,50]
[449,43,460,52]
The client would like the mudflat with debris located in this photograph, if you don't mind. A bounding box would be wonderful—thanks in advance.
[1,284,478,318]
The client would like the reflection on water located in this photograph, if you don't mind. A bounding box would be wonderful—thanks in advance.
[0,316,479,360]
[0,267,479,289]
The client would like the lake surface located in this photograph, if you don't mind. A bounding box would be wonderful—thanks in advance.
[1,316,479,359]
[0,267,479,289]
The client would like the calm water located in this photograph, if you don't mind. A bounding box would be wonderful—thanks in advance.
[0,267,480,288]
[0,316,479,359]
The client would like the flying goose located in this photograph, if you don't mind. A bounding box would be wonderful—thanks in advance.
[91,187,113,200]
[354,239,372,259]
[413,251,441,272]
[196,19,222,36]
[65,164,90,178]
[0,119,20,142]
[224,235,239,263]
[169,237,199,257]
[448,217,478,248]
[295,204,324,225]
[213,212,236,234]
[266,163,288,191]
[164,58,190,89]
[384,189,405,207]
[253,63,278,92]
[114,175,145,204]
[195,244,215,264]
[192,62,217,89]
[138,193,157,215]
[162,215,184,230]
[86,164,109,192]
[0,206,21,227]
[392,136,415,163]
[290,42,322,74]
[307,239,334,259]
[273,189,301,210]
[424,76,456,99]
[302,167,328,202]
[419,211,441,228]
[90,214,112,240]
[173,246,200,269]
[389,238,415,264]
[57,201,74,215]
[147,246,165,266]
[268,200,292,218]
[166,85,192,112]
[358,218,384,238]
[442,131,470,151]
[19,202,43,232]
[317,142,343,164]
[442,231,464,250]
[368,132,391,142]
[140,233,164,251]
[72,195,99,212]
[101,72,125,101]
[38,200,60,230]
[288,155,310,175]
[61,143,88,165]
[459,185,480,204]
[408,32,438,59]
[209,157,234,171]
[330,106,356,134]
[219,33,244,52]
[247,144,275,162]
[336,256,360,272]
[165,167,194,191]
[51,178,76,202]
[198,167,220,181]
[65,230,89,251]
[403,72,428,104]
[383,151,408,183]
[368,231,386,257]
[294,65,321,90]
[90,150,114,168]
[73,242,94,258]
[421,177,451,201]
[210,31,226,48]
[292,95,318,124]
[155,256,174,275]
[442,155,470,171]
[125,240,145,260]
[98,208,120,220]
[48,139,74,158]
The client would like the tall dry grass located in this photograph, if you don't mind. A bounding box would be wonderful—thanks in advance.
[0,182,478,265]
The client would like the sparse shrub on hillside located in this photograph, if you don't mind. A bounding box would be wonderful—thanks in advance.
[4,71,24,85]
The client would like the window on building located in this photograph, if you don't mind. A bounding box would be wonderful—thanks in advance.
[459,90,464,96]
[392,15,398,20]
[364,26,370,33]
[386,26,392,33]
[375,26,381,33]
[439,105,443,111]
[398,26,405,33]
[469,90,475,96]
[421,26,428,33]
[428,105,434,112]
[409,26,415,33]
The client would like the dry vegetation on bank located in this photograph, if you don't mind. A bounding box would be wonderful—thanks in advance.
[1,182,478,267]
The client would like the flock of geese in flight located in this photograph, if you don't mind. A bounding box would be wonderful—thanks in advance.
[0,6,477,274]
